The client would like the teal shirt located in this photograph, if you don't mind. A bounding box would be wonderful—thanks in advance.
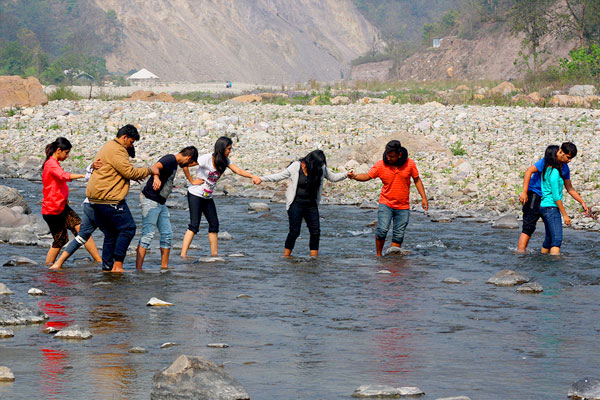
[540,167,564,207]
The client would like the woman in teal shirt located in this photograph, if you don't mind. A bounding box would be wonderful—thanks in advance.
[540,145,572,255]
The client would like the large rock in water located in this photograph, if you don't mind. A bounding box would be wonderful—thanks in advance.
[568,377,600,399]
[0,76,48,108]
[151,355,250,400]
[0,185,31,214]
[0,298,48,325]
[486,270,529,287]
[492,214,519,229]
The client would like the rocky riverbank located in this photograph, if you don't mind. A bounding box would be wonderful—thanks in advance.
[1,99,599,231]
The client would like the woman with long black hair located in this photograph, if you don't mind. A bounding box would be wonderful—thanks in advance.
[260,150,348,257]
[180,136,260,257]
[41,137,101,265]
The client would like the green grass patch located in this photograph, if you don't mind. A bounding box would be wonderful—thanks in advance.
[48,86,81,101]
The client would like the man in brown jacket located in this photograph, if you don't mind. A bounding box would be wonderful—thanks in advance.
[87,124,158,272]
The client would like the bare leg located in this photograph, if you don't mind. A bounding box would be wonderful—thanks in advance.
[45,247,61,265]
[160,248,170,269]
[83,236,102,262]
[208,232,218,256]
[49,250,70,270]
[375,238,386,256]
[517,233,530,253]
[284,248,292,258]
[180,229,195,257]
[111,260,125,273]
[136,245,146,271]
[549,246,561,255]
[310,250,318,257]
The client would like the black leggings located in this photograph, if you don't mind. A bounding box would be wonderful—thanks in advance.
[285,201,320,251]
[187,192,219,234]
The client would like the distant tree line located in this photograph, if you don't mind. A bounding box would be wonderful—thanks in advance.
[0,0,122,83]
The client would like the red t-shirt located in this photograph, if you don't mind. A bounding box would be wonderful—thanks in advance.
[368,159,419,210]
[42,157,72,215]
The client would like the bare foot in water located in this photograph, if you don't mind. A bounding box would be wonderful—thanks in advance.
[48,264,62,271]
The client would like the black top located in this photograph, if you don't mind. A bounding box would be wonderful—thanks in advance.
[142,154,177,204]
[294,167,318,205]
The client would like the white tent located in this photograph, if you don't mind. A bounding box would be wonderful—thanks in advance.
[127,68,159,80]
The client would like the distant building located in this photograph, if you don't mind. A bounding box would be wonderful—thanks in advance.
[127,68,159,81]
[433,38,441,48]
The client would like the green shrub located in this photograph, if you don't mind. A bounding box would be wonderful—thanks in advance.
[450,139,466,156]
[48,86,81,101]
[560,45,600,78]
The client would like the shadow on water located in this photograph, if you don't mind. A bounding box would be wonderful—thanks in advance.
[0,178,599,399]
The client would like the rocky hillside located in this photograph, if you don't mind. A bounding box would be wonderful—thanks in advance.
[92,0,378,83]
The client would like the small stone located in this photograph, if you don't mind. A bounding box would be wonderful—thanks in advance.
[487,270,530,287]
[55,325,92,340]
[0,366,15,382]
[236,294,252,299]
[383,247,410,256]
[42,326,58,334]
[207,343,229,348]
[442,277,461,284]
[218,231,233,240]
[92,282,111,286]
[0,328,14,338]
[568,377,600,400]
[517,282,543,293]
[0,283,13,295]
[3,256,37,266]
[228,252,246,257]
[248,202,270,212]
[28,288,45,296]
[160,342,178,348]
[195,257,225,263]
[147,297,173,306]
[377,270,392,274]
[492,213,519,229]
[352,384,425,398]
[128,346,148,353]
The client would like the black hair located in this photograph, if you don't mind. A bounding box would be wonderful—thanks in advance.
[127,144,135,158]
[116,124,140,141]
[561,142,577,157]
[542,145,564,181]
[300,149,326,190]
[180,146,199,163]
[213,136,233,174]
[43,137,72,170]
[383,140,408,167]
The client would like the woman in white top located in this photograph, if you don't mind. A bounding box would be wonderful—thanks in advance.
[260,150,348,257]
[181,136,260,257]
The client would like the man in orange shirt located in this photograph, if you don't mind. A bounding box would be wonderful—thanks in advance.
[349,140,428,256]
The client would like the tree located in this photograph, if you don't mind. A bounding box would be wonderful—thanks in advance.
[558,0,600,47]
[508,0,556,72]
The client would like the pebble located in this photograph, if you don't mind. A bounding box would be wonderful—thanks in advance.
[160,342,178,348]
[236,294,252,299]
[195,257,225,263]
[147,297,173,306]
[55,325,92,340]
[128,347,148,353]
[218,231,233,240]
[442,277,462,284]
[28,288,46,296]
[0,366,15,382]
[352,384,425,397]
[42,326,59,334]
[207,343,229,348]
[0,328,14,338]
[377,270,392,274]
[228,252,246,257]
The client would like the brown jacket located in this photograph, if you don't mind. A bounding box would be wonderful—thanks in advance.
[86,139,151,204]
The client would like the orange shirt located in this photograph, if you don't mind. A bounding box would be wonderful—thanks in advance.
[368,159,419,210]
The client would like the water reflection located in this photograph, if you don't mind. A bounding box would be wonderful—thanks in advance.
[40,348,69,399]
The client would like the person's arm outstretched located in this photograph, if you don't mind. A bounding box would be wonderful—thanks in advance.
[261,163,294,183]
[48,162,84,181]
[323,167,348,182]
[519,164,538,204]
[564,179,590,215]
[347,171,372,182]
[228,163,261,184]
[413,176,429,211]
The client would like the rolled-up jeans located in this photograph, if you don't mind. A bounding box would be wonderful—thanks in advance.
[540,206,563,249]
[139,193,173,249]
[64,202,97,255]
[376,203,410,245]
[91,201,136,269]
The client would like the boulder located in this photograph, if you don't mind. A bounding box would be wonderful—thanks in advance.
[0,76,48,108]
[0,283,13,295]
[549,95,589,108]
[492,214,519,229]
[218,231,233,241]
[248,202,270,212]
[486,270,529,287]
[383,247,410,256]
[517,282,543,293]
[0,366,15,382]
[528,92,544,104]
[207,343,229,348]
[331,96,350,105]
[129,347,148,353]
[55,325,92,340]
[147,297,173,307]
[28,288,46,296]
[160,342,178,349]
[3,257,37,266]
[0,328,14,338]
[569,377,600,399]
[569,85,596,97]
[231,94,262,103]
[488,81,517,96]
[0,298,48,325]
[151,355,250,400]
[125,90,176,102]
[511,94,536,105]
[442,277,462,284]
[455,85,470,92]
[352,384,424,398]
[382,95,397,104]
[0,186,31,214]
[258,92,288,99]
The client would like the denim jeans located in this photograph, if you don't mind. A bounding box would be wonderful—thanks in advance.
[139,194,173,249]
[376,203,410,245]
[91,201,136,269]
[285,201,320,251]
[540,206,563,249]
[64,202,97,255]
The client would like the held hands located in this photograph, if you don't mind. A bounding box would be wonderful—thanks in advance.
[519,191,528,205]
[152,175,161,190]
[252,176,262,185]
[347,171,356,180]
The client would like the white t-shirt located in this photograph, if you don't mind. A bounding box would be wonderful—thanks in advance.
[187,153,230,199]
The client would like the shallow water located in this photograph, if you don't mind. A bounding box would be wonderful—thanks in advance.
[1,178,599,399]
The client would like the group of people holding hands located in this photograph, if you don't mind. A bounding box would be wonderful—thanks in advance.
[40,123,588,273]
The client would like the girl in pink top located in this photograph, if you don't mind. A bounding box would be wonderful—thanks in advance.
[42,137,101,265]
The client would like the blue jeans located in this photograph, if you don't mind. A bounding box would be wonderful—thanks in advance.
[540,206,563,249]
[64,202,97,255]
[376,204,410,245]
[139,194,173,249]
[91,201,136,269]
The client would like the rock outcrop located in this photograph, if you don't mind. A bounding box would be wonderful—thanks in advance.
[0,76,48,109]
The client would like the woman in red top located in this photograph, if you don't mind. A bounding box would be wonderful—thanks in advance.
[349,140,428,256]
[42,137,101,265]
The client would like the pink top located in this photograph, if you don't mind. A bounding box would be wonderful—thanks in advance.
[42,157,72,215]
